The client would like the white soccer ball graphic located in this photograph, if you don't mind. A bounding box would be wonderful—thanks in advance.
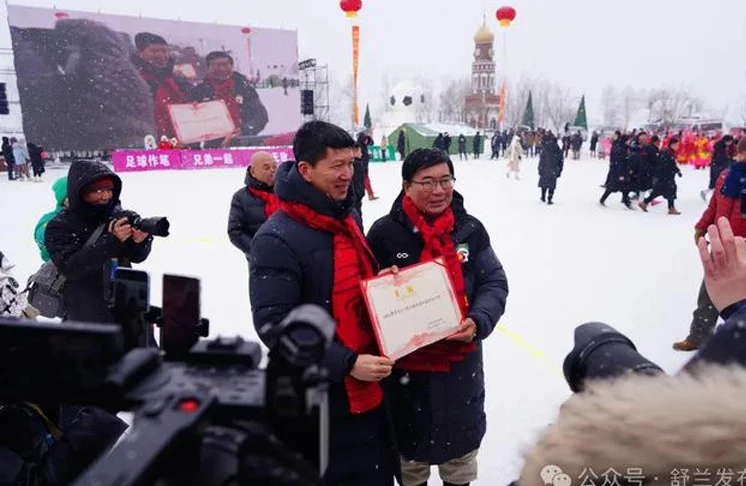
[388,81,426,113]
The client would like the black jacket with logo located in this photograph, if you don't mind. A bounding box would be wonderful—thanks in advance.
[366,191,509,464]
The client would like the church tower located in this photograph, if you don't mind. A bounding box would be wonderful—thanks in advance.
[464,18,500,130]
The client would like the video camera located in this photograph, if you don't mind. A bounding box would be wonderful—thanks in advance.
[0,270,335,486]
[112,209,170,238]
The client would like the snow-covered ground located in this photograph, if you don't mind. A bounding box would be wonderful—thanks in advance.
[0,155,711,484]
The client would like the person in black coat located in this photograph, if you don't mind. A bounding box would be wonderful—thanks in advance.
[2,136,15,181]
[45,161,153,324]
[538,133,564,205]
[590,131,599,158]
[191,51,269,146]
[351,142,367,222]
[28,142,45,180]
[227,152,279,258]
[600,132,633,209]
[702,135,735,200]
[367,148,508,486]
[639,138,682,215]
[249,121,396,486]
[490,132,501,160]
[443,132,452,154]
[356,131,378,201]
[433,133,444,151]
[397,130,407,160]
[472,132,482,159]
[457,134,468,160]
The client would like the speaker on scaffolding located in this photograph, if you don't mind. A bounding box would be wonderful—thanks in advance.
[301,90,314,115]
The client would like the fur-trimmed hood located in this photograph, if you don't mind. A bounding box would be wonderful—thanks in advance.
[519,365,746,486]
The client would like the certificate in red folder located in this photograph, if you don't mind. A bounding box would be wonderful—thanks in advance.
[169,100,237,144]
[361,258,463,361]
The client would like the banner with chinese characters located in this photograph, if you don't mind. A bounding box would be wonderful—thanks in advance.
[112,147,295,172]
[112,150,181,172]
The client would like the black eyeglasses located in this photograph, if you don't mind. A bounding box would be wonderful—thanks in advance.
[409,176,456,192]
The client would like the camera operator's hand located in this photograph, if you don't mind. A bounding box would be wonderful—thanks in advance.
[698,217,746,311]
[350,354,394,382]
[131,229,150,244]
[109,217,132,242]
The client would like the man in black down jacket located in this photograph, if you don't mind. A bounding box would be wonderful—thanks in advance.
[45,161,152,324]
[367,148,508,486]
[227,152,279,258]
[249,121,396,486]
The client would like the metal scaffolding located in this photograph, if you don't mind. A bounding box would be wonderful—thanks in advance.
[299,60,330,123]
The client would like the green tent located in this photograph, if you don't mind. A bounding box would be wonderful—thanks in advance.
[386,122,480,160]
[573,95,588,130]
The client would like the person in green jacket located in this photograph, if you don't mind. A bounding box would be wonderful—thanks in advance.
[34,176,68,262]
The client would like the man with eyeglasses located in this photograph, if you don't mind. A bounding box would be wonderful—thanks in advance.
[45,160,152,324]
[367,148,509,486]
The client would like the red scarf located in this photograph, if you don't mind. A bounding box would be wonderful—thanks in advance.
[139,72,186,138]
[398,195,476,372]
[248,187,281,218]
[280,200,382,414]
[208,76,242,129]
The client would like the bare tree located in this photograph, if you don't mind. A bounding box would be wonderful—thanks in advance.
[543,82,574,132]
[620,87,641,130]
[328,74,353,130]
[601,86,621,128]
[646,87,702,129]
[413,77,438,123]
[438,75,470,123]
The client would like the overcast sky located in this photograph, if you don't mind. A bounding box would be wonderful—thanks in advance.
[2,0,745,125]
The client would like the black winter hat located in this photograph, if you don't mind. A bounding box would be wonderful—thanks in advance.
[401,148,454,182]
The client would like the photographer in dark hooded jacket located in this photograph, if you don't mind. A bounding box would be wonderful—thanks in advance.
[45,160,153,324]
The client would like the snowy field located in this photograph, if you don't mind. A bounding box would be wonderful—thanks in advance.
[0,155,712,484]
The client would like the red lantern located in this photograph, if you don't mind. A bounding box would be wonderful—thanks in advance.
[496,6,516,27]
[241,27,252,34]
[54,11,69,19]
[340,0,362,18]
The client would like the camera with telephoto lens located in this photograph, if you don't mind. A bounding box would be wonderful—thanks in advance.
[113,209,170,237]
[563,322,665,392]
[0,271,334,486]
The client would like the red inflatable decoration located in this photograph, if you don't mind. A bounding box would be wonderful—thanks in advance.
[340,0,362,18]
[496,6,516,27]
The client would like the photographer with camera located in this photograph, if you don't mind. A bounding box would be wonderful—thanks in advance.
[517,217,746,486]
[673,137,746,351]
[250,121,396,486]
[44,160,153,324]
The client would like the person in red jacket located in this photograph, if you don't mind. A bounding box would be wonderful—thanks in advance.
[674,137,746,351]
[132,32,189,140]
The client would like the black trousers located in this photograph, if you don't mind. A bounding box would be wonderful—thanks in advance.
[601,188,631,205]
[540,187,555,201]
[6,162,14,180]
